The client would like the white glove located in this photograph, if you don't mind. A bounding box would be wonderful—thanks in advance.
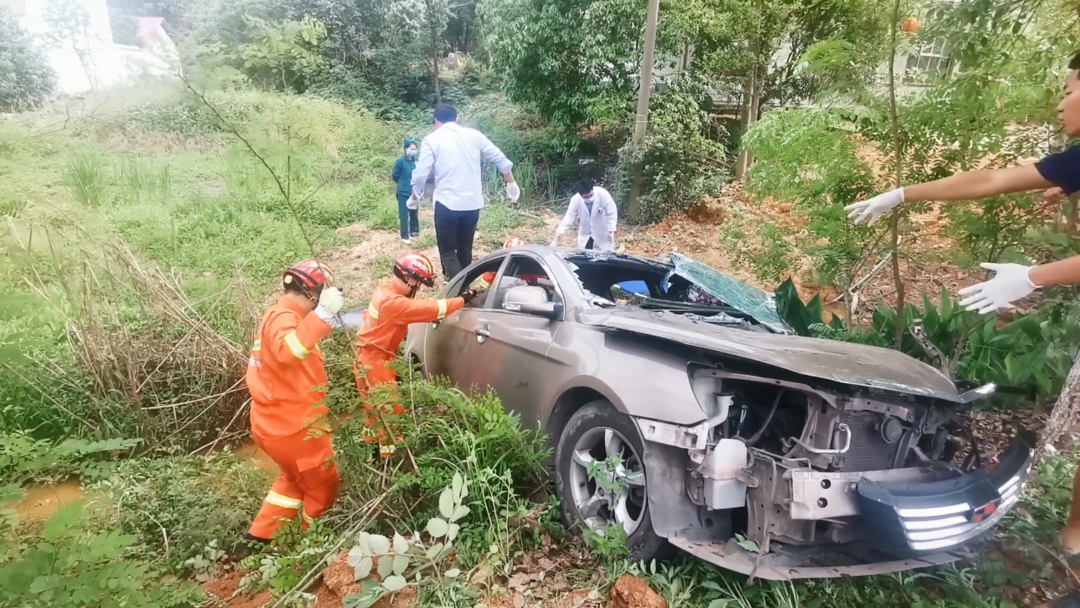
[844,188,905,225]
[314,287,345,323]
[406,195,418,210]
[607,232,615,249]
[957,263,1038,315]
[506,182,521,202]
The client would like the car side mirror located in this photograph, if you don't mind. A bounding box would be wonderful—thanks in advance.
[503,300,562,319]
[501,285,561,320]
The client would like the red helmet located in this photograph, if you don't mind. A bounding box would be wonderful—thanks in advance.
[503,237,527,249]
[283,259,334,299]
[394,251,437,287]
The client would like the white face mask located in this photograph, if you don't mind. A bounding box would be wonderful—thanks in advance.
[582,195,594,204]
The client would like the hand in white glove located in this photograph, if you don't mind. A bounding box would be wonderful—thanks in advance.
[844,188,905,225]
[406,195,418,210]
[506,182,521,203]
[314,287,345,323]
[957,263,1038,315]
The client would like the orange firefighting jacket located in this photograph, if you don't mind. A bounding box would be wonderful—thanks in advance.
[477,271,548,290]
[246,296,333,440]
[356,278,465,364]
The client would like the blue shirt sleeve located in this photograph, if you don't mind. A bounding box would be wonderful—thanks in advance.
[1035,144,1080,194]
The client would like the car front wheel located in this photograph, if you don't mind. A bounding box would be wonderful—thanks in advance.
[554,399,665,560]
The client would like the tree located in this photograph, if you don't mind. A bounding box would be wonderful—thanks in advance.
[480,0,646,131]
[0,8,56,112]
[43,0,101,91]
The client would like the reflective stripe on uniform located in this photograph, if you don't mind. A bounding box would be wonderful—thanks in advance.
[284,331,310,359]
[368,305,380,320]
[264,491,302,509]
[436,299,448,319]
[379,444,396,457]
[476,278,490,289]
[301,510,315,525]
[251,339,262,352]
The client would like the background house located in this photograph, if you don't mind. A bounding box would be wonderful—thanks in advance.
[1,0,180,94]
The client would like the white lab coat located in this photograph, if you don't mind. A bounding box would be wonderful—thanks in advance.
[555,186,619,251]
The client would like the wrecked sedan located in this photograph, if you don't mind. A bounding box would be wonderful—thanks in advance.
[401,246,1034,581]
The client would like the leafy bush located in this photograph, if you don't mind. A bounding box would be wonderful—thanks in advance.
[0,501,202,607]
[0,432,139,487]
[90,452,269,570]
[610,75,729,223]
[774,279,1080,402]
[0,7,56,112]
[742,108,876,287]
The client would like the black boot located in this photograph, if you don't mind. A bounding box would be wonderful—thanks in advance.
[231,532,270,563]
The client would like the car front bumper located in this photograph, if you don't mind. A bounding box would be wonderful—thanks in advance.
[856,430,1035,555]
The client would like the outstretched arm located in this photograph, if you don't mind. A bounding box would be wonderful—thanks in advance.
[904,164,1052,203]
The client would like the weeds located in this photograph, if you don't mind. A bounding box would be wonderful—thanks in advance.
[63,153,107,207]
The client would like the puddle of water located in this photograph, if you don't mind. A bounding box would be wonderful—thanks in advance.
[9,479,85,523]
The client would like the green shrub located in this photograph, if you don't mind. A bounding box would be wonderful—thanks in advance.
[0,8,56,113]
[0,500,202,607]
[0,432,139,487]
[774,279,1080,402]
[90,452,269,570]
[742,108,877,287]
[610,75,729,223]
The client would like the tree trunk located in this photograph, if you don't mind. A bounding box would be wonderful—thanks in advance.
[1038,348,1080,460]
[426,0,442,104]
[887,0,905,349]
[623,0,661,220]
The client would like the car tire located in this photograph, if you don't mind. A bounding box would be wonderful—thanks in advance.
[554,399,666,561]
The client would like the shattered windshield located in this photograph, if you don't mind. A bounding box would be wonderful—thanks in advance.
[666,254,791,334]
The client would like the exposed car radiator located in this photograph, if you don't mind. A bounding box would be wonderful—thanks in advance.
[835,412,899,472]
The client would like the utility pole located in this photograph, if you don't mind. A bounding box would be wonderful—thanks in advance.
[624,0,661,220]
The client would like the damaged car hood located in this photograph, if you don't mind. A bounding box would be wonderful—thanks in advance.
[579,307,962,402]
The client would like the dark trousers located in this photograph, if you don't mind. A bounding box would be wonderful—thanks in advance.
[585,237,595,250]
[433,202,480,279]
[396,194,420,240]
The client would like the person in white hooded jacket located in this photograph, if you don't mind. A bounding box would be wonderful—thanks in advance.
[550,180,618,251]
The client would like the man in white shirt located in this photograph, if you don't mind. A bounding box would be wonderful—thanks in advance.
[549,180,618,251]
[409,105,520,279]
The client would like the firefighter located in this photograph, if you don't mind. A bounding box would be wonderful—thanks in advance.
[243,259,344,549]
[354,251,479,457]
[475,237,528,290]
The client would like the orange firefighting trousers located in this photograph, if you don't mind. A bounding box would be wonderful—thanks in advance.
[353,352,404,458]
[247,426,340,540]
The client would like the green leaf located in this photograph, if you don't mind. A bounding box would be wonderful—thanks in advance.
[425,543,444,560]
[452,473,464,501]
[439,488,455,519]
[368,534,390,555]
[426,517,449,538]
[347,546,367,566]
[392,533,409,556]
[392,555,410,576]
[353,556,373,581]
[382,575,408,592]
[446,568,461,579]
[447,523,459,542]
[377,555,394,579]
[449,505,470,522]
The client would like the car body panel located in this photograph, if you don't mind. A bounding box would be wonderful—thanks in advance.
[576,307,962,402]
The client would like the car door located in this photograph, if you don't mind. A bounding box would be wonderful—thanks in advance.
[469,253,564,429]
[423,256,506,390]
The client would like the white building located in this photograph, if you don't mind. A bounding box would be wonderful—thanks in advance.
[2,0,180,95]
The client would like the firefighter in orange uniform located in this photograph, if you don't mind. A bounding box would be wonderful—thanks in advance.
[355,252,479,457]
[476,237,530,290]
[243,259,344,548]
